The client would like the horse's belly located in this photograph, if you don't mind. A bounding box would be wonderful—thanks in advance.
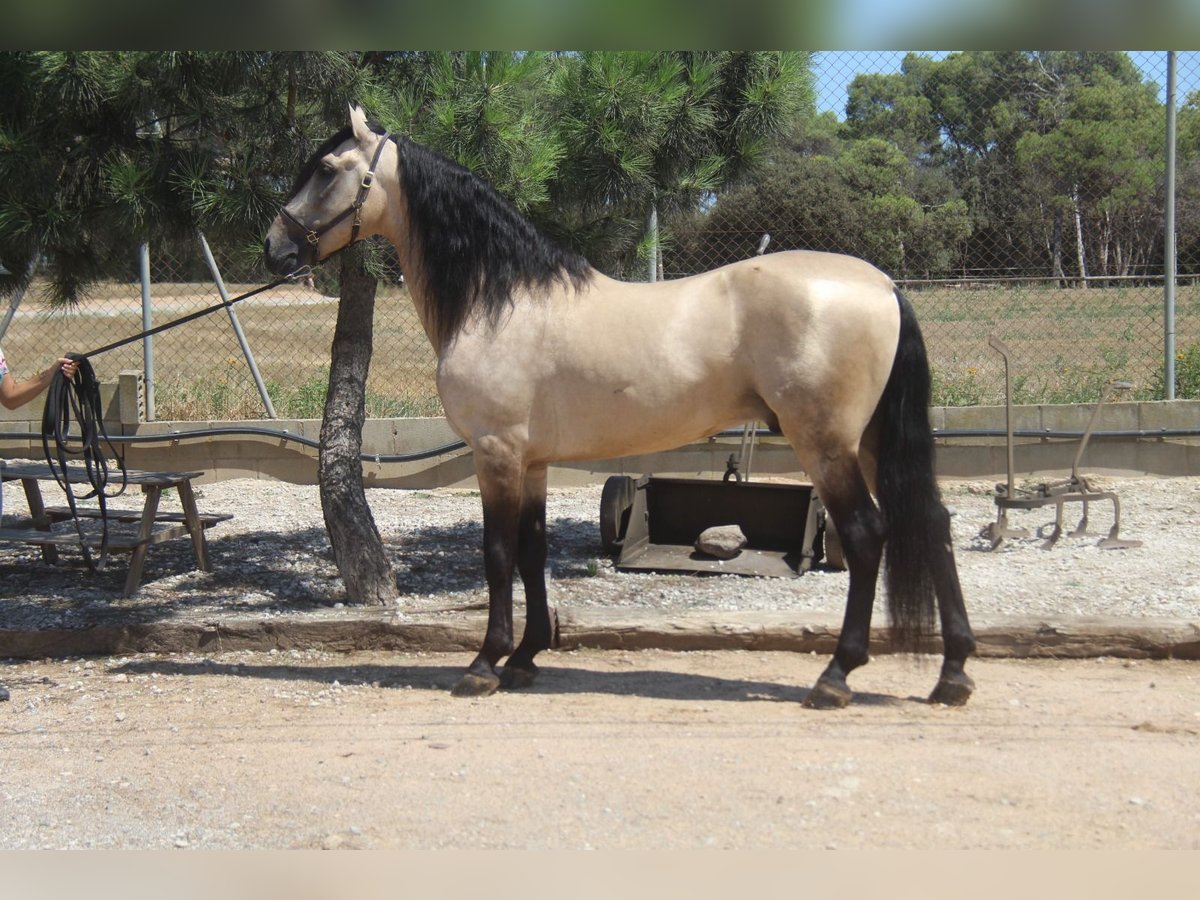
[530,374,764,462]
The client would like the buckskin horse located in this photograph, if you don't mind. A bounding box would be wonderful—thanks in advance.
[264,106,976,708]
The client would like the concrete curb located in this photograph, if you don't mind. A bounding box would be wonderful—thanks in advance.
[2,608,1198,662]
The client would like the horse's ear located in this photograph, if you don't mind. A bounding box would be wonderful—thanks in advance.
[349,103,373,146]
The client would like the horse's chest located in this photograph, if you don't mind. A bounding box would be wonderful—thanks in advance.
[436,333,545,422]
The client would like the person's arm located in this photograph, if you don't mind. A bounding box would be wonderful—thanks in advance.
[0,357,78,410]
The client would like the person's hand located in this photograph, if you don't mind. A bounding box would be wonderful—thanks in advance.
[54,358,79,380]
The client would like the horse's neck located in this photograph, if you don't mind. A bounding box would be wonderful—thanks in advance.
[378,192,443,354]
[401,274,443,355]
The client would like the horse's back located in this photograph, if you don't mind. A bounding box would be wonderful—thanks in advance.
[730,248,894,288]
[602,249,899,333]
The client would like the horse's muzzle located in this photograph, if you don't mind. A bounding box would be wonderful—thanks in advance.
[263,225,305,277]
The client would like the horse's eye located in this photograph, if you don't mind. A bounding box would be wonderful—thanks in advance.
[318,162,335,178]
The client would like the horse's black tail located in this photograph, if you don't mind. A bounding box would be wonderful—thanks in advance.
[874,288,942,651]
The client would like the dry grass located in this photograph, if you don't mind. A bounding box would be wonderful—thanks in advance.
[908,282,1199,404]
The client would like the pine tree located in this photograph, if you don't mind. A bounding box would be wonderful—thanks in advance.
[544,51,814,278]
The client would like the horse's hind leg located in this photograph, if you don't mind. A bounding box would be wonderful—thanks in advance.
[501,464,553,689]
[799,453,887,710]
[452,449,523,698]
[927,504,977,705]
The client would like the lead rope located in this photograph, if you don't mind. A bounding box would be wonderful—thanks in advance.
[40,271,305,573]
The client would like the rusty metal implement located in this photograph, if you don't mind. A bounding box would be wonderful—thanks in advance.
[985,335,1142,551]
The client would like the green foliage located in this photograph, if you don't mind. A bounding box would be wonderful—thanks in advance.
[0,50,370,304]
[930,361,986,407]
[397,52,562,213]
[1150,343,1200,400]
[695,51,1174,284]
[543,51,813,275]
[1011,349,1140,405]
[1174,344,1200,399]
[0,50,1186,296]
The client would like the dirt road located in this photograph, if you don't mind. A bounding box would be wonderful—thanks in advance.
[2,647,1197,849]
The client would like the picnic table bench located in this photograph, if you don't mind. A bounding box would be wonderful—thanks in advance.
[0,461,232,597]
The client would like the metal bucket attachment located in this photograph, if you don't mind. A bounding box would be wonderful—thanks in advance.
[599,474,841,577]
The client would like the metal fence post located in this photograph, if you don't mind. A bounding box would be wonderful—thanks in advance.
[646,202,658,283]
[138,242,156,421]
[197,232,278,419]
[1164,50,1177,401]
[0,278,28,343]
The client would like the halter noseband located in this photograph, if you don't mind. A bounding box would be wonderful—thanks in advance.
[281,131,392,259]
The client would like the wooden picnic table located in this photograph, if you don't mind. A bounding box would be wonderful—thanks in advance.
[0,461,231,597]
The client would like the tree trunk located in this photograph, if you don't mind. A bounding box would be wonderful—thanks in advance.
[1072,186,1088,289]
[1051,206,1066,286]
[286,59,298,125]
[646,201,658,283]
[1099,208,1111,280]
[318,244,397,605]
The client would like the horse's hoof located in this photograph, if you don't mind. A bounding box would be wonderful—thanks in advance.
[803,677,852,709]
[451,672,500,698]
[499,662,539,690]
[929,672,975,706]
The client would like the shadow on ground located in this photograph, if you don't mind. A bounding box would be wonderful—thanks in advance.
[0,514,609,628]
[108,656,914,707]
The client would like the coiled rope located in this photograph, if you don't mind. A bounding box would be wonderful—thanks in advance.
[42,354,127,571]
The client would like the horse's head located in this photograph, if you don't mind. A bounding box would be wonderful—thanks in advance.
[264,104,393,276]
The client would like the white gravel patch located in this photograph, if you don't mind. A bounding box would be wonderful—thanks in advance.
[1,470,1197,629]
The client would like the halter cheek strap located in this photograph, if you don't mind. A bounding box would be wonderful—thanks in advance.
[281,131,392,259]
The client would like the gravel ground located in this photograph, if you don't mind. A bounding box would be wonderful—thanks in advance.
[5,468,1198,853]
[1,468,1197,629]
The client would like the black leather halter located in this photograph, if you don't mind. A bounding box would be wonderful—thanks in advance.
[280,131,392,259]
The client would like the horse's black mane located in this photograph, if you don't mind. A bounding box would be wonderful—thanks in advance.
[396,133,593,347]
[297,123,593,347]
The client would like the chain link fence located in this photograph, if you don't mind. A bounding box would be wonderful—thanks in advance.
[2,238,438,422]
[2,51,1195,419]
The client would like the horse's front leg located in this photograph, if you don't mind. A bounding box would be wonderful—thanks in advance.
[501,464,551,689]
[452,450,524,698]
